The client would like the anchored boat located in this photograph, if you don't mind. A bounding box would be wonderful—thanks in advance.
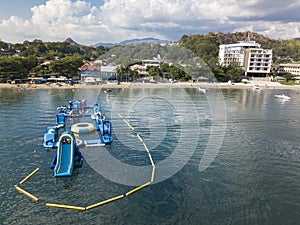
[274,94,290,100]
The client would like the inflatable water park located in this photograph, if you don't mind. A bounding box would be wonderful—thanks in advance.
[14,92,156,211]
[43,99,113,176]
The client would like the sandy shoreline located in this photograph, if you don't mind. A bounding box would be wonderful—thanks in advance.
[1,80,300,90]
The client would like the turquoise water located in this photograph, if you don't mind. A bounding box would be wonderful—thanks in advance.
[1,87,300,225]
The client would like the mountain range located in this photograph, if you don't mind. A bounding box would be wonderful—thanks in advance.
[94,37,172,47]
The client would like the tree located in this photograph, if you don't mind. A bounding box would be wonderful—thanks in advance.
[21,56,39,74]
[148,66,162,77]
[212,65,226,81]
[225,63,243,81]
[212,63,243,82]
[283,72,293,82]
[169,65,189,81]
[0,40,8,50]
[49,56,83,77]
[0,57,26,78]
[116,65,129,82]
[130,69,139,81]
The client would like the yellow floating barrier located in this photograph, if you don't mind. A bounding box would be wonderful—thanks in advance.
[19,168,39,185]
[137,133,143,142]
[143,142,149,153]
[123,119,134,131]
[118,114,123,118]
[148,152,155,167]
[106,93,110,102]
[46,203,86,211]
[86,195,124,210]
[151,165,156,183]
[15,186,38,202]
[126,182,151,196]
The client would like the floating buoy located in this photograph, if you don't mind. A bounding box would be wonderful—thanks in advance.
[123,119,134,131]
[15,186,38,202]
[151,166,156,183]
[143,142,149,153]
[86,195,124,210]
[19,168,39,185]
[46,203,85,211]
[148,152,155,167]
[137,133,143,142]
[126,182,151,196]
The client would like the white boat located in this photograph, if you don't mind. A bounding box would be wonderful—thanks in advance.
[274,94,291,100]
[252,85,260,92]
[198,87,206,94]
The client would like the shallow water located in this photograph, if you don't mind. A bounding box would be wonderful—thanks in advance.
[0,87,300,225]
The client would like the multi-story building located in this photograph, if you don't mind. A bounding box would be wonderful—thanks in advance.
[278,63,300,76]
[80,61,116,81]
[244,48,272,76]
[219,38,272,76]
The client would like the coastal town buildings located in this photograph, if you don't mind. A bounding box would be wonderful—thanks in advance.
[79,61,116,82]
[130,59,162,76]
[218,37,272,77]
[278,63,300,76]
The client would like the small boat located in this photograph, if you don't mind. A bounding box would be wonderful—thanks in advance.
[274,94,291,100]
[253,85,260,92]
[198,87,206,94]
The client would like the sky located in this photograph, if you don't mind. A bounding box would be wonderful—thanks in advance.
[0,0,300,45]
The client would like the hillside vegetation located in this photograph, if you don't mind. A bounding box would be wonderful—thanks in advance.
[177,31,300,81]
[1,32,300,81]
[178,31,300,64]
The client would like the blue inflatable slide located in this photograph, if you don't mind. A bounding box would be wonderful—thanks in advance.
[51,131,83,177]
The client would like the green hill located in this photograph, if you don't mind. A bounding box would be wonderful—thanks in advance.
[178,31,300,64]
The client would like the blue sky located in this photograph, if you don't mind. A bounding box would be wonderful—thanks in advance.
[0,0,299,45]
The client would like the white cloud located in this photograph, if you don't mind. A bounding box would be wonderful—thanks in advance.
[0,0,300,45]
[236,21,300,40]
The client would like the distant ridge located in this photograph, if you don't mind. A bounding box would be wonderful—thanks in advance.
[64,37,80,46]
[95,37,172,47]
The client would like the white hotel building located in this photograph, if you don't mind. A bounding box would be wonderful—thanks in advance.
[278,63,300,76]
[219,39,272,76]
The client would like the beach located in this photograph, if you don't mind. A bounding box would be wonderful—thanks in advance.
[1,79,300,90]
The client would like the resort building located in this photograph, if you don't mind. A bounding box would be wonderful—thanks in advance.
[80,61,116,82]
[219,38,272,77]
[278,63,300,76]
[142,59,162,68]
[130,59,163,76]
[130,64,148,76]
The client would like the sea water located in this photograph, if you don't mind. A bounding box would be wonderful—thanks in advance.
[0,87,300,225]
